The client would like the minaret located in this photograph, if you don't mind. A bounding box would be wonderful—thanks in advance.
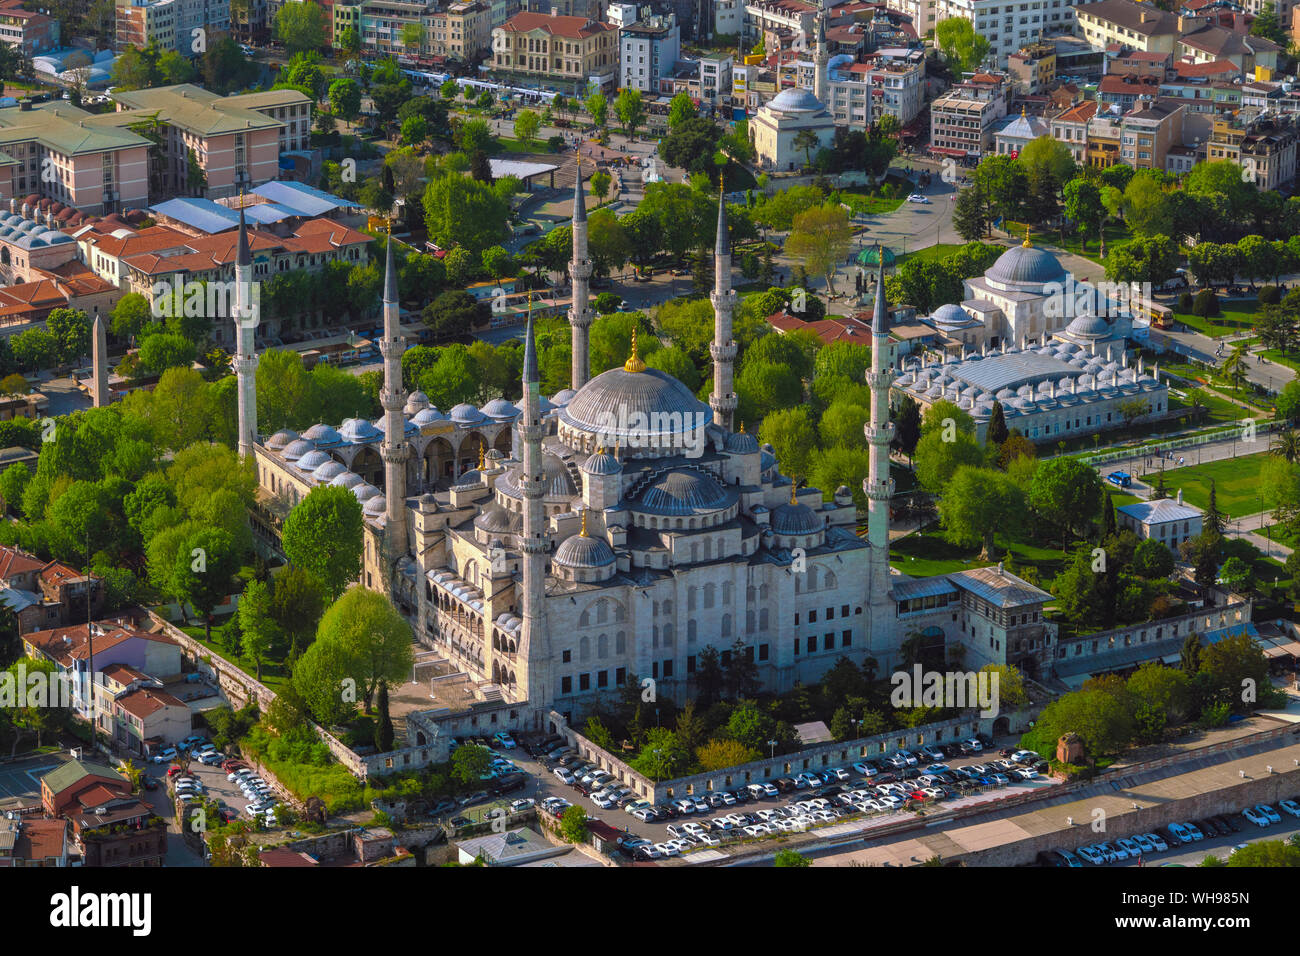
[518,298,552,721]
[709,186,737,430]
[863,249,895,602]
[233,196,258,459]
[380,227,409,555]
[569,162,594,390]
[91,310,108,408]
[813,0,829,105]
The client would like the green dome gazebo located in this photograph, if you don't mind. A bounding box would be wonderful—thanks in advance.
[855,244,896,268]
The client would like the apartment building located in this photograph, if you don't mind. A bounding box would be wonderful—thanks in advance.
[929,72,1011,160]
[936,0,1071,68]
[1098,72,1161,110]
[1209,114,1298,190]
[115,0,231,54]
[658,54,734,105]
[885,0,937,37]
[1075,0,1179,55]
[359,0,431,56]
[620,13,681,92]
[1105,49,1171,79]
[714,0,743,37]
[491,11,618,92]
[1086,109,1122,168]
[426,0,492,60]
[743,0,816,45]
[1007,40,1056,95]
[40,760,167,867]
[823,50,925,129]
[1049,99,1096,163]
[0,102,151,216]
[334,0,362,47]
[109,85,312,200]
[0,0,59,57]
[1120,97,1184,169]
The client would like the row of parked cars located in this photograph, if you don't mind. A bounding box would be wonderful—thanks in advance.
[224,759,280,826]
[1040,801,1300,865]
[153,735,226,766]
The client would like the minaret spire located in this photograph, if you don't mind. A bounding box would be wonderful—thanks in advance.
[709,181,737,430]
[863,247,896,625]
[233,192,258,459]
[380,223,409,555]
[518,301,552,722]
[569,160,593,390]
[814,0,829,104]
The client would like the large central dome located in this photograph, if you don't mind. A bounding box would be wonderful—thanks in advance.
[985,243,1065,288]
[559,365,710,453]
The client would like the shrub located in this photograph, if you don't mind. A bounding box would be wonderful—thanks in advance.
[1176,291,1194,312]
[1192,289,1219,317]
[1259,284,1281,305]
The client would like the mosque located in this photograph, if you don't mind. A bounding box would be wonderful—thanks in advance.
[244,174,1057,730]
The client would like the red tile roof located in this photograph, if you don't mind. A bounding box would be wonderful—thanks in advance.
[0,545,46,580]
[499,11,615,38]
[115,687,187,720]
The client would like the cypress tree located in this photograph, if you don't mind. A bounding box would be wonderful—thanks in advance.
[1205,479,1225,536]
[375,678,395,753]
[987,400,1009,447]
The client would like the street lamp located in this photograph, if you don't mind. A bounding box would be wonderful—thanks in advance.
[767,739,778,760]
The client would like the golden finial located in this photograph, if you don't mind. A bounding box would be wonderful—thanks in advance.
[1021,105,1026,118]
[614,440,620,459]
[1022,225,1031,248]
[478,441,486,470]
[624,327,646,373]
[739,420,746,434]
[790,481,798,506]
[580,508,588,537]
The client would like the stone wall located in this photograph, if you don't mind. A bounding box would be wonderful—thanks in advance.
[147,611,275,712]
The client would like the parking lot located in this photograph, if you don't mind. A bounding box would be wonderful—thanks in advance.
[1057,795,1300,868]
[515,735,1057,859]
[145,739,288,830]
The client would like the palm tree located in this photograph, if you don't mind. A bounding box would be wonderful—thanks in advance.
[1185,388,1207,424]
[1272,429,1300,464]
[1221,345,1249,393]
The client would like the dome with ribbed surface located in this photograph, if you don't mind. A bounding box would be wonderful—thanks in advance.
[481,398,520,420]
[339,418,381,443]
[581,450,622,475]
[329,471,363,488]
[635,470,732,516]
[266,429,299,450]
[312,460,346,482]
[302,424,342,446]
[767,87,826,113]
[1064,313,1112,339]
[450,403,485,424]
[475,503,520,534]
[295,450,331,471]
[281,439,315,460]
[772,501,823,535]
[985,244,1065,287]
[725,429,760,454]
[931,303,973,327]
[554,533,616,568]
[560,367,709,447]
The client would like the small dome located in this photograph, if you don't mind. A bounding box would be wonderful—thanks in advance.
[454,469,485,488]
[554,533,616,569]
[329,471,363,489]
[725,429,760,454]
[352,482,381,501]
[930,303,971,327]
[363,494,386,515]
[295,450,331,471]
[542,454,579,498]
[835,485,851,497]
[411,407,446,426]
[404,390,430,413]
[339,417,381,442]
[281,438,316,460]
[481,398,519,420]
[312,460,346,481]
[475,503,520,534]
[581,450,623,475]
[266,429,299,450]
[771,501,823,535]
[302,424,342,447]
[550,388,577,406]
[767,87,826,113]
[1066,313,1112,339]
[450,403,485,424]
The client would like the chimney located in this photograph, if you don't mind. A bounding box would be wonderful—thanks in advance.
[997,561,1004,575]
[1177,489,1183,505]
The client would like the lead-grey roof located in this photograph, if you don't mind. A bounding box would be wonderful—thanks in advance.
[891,576,960,602]
[947,566,1052,608]
[635,469,733,515]
[1118,499,1203,523]
[935,351,1078,394]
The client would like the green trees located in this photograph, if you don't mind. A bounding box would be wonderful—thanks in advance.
[1062,178,1103,250]
[934,17,990,73]
[785,204,853,295]
[281,485,365,600]
[513,108,540,147]
[422,175,510,255]
[560,805,589,843]
[584,90,608,127]
[1028,456,1103,550]
[172,528,241,640]
[238,577,275,681]
[274,0,327,55]
[661,115,722,176]
[937,466,1023,559]
[614,87,645,138]
[294,586,413,716]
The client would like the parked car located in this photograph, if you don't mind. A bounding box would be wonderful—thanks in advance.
[1256,804,1282,825]
[1242,806,1270,828]
[906,193,931,204]
[151,747,177,764]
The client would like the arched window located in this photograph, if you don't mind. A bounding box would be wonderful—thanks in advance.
[579,608,591,627]
[579,636,590,661]
[807,566,819,590]
[651,627,659,648]
[824,570,837,590]
[703,583,715,609]
[687,588,697,612]
[747,610,755,633]
[615,631,626,654]
[596,601,608,625]
[721,614,732,638]
[663,599,673,616]
[598,634,608,658]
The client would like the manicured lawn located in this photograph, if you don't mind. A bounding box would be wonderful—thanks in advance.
[838,190,904,216]
[1021,221,1131,265]
[890,522,1071,582]
[1258,349,1300,375]
[1168,391,1252,426]
[1138,452,1269,519]
[1171,299,1258,338]
[896,243,965,266]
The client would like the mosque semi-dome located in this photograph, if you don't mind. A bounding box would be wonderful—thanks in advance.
[554,532,616,569]
[635,469,731,516]
[560,366,710,448]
